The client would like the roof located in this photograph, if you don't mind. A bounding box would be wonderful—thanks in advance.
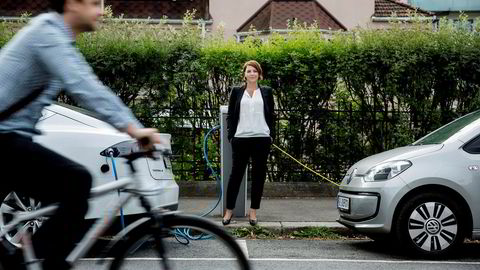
[237,0,346,33]
[107,0,210,20]
[0,0,48,17]
[373,0,433,17]
[0,0,210,20]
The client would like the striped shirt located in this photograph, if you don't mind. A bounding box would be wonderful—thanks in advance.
[0,12,142,137]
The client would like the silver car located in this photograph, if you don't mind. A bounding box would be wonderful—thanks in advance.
[337,110,480,257]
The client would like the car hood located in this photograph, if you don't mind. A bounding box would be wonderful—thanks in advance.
[351,144,443,174]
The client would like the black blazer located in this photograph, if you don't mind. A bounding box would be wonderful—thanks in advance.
[226,84,276,142]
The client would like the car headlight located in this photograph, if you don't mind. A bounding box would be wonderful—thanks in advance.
[364,160,412,182]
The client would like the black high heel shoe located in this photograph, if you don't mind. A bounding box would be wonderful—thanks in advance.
[222,212,233,226]
[249,210,258,226]
[222,217,232,226]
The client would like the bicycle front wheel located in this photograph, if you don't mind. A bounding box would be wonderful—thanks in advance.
[109,214,250,270]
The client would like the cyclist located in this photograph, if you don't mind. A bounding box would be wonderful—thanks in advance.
[0,0,163,269]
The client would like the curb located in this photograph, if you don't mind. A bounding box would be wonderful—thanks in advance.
[209,220,347,233]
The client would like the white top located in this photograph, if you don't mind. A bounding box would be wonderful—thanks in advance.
[234,88,270,138]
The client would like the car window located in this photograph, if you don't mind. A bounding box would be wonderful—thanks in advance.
[463,135,480,154]
[413,110,480,145]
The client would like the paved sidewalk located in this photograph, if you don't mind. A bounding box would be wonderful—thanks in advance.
[178,197,344,230]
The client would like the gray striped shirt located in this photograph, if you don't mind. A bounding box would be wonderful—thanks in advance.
[0,12,142,137]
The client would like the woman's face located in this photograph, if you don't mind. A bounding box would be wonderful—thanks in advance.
[244,65,259,84]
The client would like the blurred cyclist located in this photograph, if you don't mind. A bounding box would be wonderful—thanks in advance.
[0,0,162,269]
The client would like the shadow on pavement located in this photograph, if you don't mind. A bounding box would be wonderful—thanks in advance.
[347,240,480,260]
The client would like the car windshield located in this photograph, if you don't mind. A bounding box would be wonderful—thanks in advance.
[413,110,480,145]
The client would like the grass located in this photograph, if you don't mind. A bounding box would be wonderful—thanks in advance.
[289,227,342,240]
[230,226,366,240]
[231,226,276,239]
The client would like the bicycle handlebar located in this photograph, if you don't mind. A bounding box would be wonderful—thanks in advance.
[120,144,172,162]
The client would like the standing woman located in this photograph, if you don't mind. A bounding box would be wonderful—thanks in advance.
[223,60,275,226]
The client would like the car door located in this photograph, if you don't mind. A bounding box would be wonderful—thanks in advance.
[461,134,480,235]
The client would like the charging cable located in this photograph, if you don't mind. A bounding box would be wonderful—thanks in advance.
[172,124,339,244]
[107,149,126,230]
[271,144,340,187]
[173,125,222,243]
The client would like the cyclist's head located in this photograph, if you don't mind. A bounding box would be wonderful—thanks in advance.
[49,0,104,32]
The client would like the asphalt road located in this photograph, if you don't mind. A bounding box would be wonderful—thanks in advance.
[72,239,480,270]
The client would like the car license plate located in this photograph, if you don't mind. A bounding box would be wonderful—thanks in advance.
[337,196,350,212]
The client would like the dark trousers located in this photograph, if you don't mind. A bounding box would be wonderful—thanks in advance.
[0,133,92,270]
[226,137,271,210]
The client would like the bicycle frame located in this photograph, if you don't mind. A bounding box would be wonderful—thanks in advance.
[0,158,168,270]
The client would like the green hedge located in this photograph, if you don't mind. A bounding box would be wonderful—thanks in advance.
[2,15,480,182]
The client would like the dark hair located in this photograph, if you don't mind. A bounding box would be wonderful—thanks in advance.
[49,0,66,13]
[49,0,83,13]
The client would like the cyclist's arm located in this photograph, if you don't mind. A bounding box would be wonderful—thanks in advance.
[32,26,142,131]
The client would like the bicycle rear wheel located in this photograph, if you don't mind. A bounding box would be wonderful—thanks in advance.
[109,214,250,270]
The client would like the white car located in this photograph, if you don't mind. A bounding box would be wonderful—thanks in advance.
[0,103,179,245]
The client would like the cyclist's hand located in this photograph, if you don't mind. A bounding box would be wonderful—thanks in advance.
[126,125,166,150]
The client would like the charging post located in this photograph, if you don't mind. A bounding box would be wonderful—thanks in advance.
[220,105,247,217]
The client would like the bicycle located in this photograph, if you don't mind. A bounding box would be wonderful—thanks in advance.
[0,146,250,270]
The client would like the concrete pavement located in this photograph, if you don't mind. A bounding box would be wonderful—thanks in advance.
[178,197,344,231]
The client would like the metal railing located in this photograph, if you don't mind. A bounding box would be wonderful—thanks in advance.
[154,107,422,183]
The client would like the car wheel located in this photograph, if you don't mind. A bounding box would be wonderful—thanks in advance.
[395,193,466,257]
[0,192,44,248]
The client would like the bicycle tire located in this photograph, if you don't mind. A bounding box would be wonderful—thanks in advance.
[109,214,250,270]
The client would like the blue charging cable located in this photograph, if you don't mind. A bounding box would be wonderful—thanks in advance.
[107,125,222,244]
[173,125,222,242]
[107,152,126,230]
[200,125,222,217]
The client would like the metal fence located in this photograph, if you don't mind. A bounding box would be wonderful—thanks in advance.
[159,106,418,183]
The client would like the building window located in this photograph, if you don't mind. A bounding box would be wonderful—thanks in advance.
[453,18,474,32]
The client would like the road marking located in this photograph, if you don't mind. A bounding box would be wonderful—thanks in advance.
[236,239,249,259]
[250,258,480,265]
[80,257,480,265]
[80,258,237,261]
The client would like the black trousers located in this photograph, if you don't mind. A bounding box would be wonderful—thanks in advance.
[0,133,92,270]
[226,137,271,210]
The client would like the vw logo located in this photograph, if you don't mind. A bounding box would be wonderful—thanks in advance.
[426,219,441,234]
